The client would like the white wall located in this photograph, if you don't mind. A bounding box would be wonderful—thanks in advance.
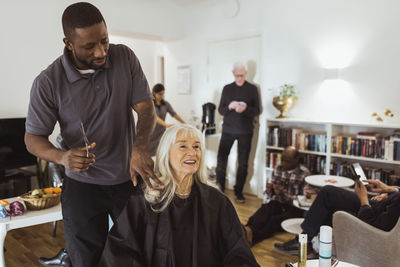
[3,0,400,196]
[0,0,183,119]
[261,0,400,125]
[162,0,400,196]
[163,0,266,195]
[109,35,165,88]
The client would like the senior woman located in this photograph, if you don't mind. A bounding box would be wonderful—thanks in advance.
[100,124,259,267]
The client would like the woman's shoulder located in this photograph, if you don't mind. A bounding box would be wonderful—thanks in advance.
[124,187,148,211]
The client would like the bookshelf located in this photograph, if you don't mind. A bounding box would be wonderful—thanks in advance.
[266,118,400,185]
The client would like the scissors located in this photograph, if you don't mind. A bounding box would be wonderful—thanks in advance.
[80,122,90,158]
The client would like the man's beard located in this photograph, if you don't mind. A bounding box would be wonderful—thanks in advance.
[75,55,105,70]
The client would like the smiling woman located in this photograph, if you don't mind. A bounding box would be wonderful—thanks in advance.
[99,124,260,267]
[145,124,207,211]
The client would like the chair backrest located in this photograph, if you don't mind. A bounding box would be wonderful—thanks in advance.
[333,211,400,267]
[391,216,400,234]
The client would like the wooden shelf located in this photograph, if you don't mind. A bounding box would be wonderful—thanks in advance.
[330,153,400,165]
[268,118,400,129]
[266,146,284,151]
[266,146,327,156]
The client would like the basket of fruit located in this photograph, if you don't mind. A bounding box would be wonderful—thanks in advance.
[19,187,62,210]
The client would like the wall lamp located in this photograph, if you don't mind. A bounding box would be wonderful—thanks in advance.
[324,68,342,81]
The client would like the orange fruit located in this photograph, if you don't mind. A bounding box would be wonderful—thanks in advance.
[53,187,62,194]
[43,188,54,194]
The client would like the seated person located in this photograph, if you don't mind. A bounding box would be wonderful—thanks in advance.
[99,124,260,267]
[244,146,310,245]
[274,178,400,254]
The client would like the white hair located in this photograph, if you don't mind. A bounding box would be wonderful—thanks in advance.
[232,62,247,72]
[143,124,208,212]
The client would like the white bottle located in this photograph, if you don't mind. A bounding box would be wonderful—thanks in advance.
[319,225,332,267]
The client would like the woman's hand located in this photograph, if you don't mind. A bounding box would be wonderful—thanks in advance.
[355,180,370,206]
[365,179,396,194]
[371,193,388,202]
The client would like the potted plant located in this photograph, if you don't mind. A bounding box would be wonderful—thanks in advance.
[272,84,298,118]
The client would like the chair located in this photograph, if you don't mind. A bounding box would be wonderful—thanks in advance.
[332,211,400,267]
[47,134,66,237]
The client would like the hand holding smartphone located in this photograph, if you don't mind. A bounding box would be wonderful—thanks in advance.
[351,163,369,185]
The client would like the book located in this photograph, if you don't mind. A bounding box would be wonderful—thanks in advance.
[357,132,380,140]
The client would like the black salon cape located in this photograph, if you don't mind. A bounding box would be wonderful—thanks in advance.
[99,181,259,267]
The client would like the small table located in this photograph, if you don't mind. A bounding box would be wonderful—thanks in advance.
[281,218,304,234]
[290,259,359,267]
[305,175,354,188]
[0,197,62,267]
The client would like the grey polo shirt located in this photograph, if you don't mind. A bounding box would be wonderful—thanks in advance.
[26,44,152,185]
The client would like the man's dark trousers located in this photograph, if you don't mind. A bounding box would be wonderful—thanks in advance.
[301,185,361,237]
[61,177,133,267]
[247,200,304,244]
[216,132,253,196]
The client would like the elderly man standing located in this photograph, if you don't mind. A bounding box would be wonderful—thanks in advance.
[216,62,260,203]
[244,146,311,245]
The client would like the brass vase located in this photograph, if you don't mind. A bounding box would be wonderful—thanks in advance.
[272,96,295,119]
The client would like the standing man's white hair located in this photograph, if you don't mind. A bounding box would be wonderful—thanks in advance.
[232,62,247,72]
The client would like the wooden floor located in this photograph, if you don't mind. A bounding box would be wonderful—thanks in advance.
[4,190,297,267]
[225,190,298,267]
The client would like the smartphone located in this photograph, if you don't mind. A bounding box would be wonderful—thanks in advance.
[351,163,369,185]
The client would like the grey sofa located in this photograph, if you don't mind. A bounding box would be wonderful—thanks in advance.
[332,211,400,267]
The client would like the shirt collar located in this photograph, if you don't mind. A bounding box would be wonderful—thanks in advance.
[280,164,300,174]
[61,46,112,83]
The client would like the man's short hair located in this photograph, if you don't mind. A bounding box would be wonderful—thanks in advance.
[62,2,106,41]
[284,146,299,159]
[232,62,247,72]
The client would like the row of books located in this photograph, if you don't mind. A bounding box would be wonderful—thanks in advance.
[268,127,400,161]
[267,152,281,169]
[267,126,327,152]
[329,161,397,185]
[267,149,400,185]
[266,151,325,174]
[301,154,326,174]
[331,134,400,161]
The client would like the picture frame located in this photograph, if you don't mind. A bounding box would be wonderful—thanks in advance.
[177,65,191,95]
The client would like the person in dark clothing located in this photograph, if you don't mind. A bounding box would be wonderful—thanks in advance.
[100,124,259,267]
[25,3,161,267]
[244,147,310,245]
[147,83,185,156]
[216,62,260,203]
[274,179,400,255]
